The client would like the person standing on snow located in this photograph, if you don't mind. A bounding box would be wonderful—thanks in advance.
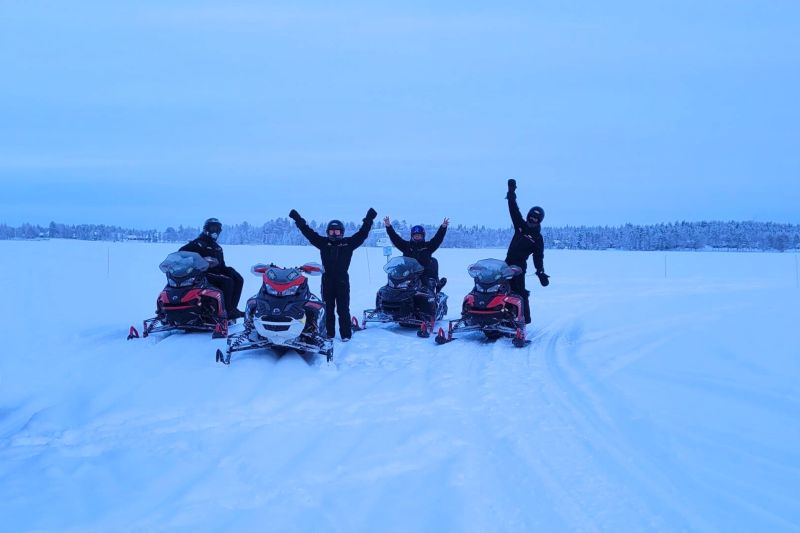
[504,179,549,324]
[382,216,449,293]
[289,208,378,341]
[179,218,245,320]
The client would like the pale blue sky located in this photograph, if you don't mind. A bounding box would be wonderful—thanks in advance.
[1,0,798,228]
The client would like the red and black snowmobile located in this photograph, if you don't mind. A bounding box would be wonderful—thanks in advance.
[127,251,229,340]
[215,262,332,365]
[434,258,529,347]
[359,256,448,338]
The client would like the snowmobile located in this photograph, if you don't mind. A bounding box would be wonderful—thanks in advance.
[359,256,448,338]
[434,258,529,347]
[215,262,332,365]
[127,251,229,340]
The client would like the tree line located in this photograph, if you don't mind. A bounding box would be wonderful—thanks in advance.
[1,219,799,252]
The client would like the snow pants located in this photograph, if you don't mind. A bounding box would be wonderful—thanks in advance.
[207,266,244,316]
[322,275,352,339]
[509,270,532,325]
[422,257,442,293]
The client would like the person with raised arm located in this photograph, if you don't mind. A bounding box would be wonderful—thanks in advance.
[383,216,449,293]
[504,179,549,324]
[289,208,378,341]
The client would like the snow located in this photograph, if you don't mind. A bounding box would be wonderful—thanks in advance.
[1,240,798,532]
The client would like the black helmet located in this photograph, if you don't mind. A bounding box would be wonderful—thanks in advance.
[203,218,222,240]
[527,206,545,224]
[410,225,425,240]
[327,219,345,240]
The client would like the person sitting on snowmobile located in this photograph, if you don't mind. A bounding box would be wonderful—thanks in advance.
[504,179,549,325]
[179,218,245,320]
[383,216,449,293]
[289,208,378,341]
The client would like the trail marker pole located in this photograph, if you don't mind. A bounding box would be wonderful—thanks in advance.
[364,246,372,284]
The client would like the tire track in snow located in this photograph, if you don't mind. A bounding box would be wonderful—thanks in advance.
[540,318,712,530]
[411,328,605,530]
[480,328,608,531]
[422,339,554,531]
[430,319,669,531]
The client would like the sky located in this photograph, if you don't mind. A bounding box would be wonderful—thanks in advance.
[1,0,799,229]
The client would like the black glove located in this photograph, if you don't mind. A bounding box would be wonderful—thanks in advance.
[508,178,517,192]
[366,208,378,220]
[289,209,301,222]
[536,271,550,287]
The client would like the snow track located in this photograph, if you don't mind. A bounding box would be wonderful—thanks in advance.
[1,241,799,532]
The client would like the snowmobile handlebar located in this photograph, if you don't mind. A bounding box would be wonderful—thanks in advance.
[298,263,324,276]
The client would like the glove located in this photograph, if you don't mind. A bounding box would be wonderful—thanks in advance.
[366,208,378,220]
[536,271,550,287]
[289,209,301,222]
[506,179,517,200]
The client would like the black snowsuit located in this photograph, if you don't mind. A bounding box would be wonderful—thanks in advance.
[293,213,375,339]
[179,234,244,317]
[504,192,544,324]
[385,224,447,291]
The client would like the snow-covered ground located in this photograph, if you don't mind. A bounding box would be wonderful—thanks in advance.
[1,240,798,532]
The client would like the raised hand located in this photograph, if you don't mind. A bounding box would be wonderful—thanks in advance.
[442,217,450,227]
[383,216,391,227]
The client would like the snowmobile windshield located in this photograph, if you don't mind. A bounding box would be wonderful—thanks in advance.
[468,259,517,282]
[383,256,424,281]
[159,251,210,277]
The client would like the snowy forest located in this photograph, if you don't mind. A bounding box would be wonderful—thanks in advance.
[1,219,799,252]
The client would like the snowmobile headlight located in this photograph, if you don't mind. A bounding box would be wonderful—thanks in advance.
[265,284,280,296]
[476,283,501,293]
[264,284,299,296]
[281,285,300,296]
